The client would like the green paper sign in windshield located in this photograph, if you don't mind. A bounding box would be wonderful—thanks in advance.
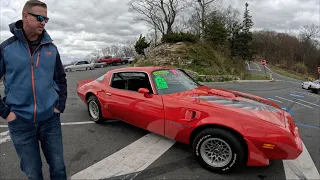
[155,76,168,89]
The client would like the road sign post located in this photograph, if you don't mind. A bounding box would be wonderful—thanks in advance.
[261,60,267,76]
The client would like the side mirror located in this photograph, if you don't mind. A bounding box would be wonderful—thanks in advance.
[138,88,152,98]
[138,88,149,94]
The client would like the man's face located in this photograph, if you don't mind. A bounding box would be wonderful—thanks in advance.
[24,6,48,35]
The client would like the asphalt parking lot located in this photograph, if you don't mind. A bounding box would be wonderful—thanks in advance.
[0,64,319,180]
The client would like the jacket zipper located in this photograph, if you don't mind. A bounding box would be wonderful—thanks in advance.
[36,52,40,67]
[21,33,51,123]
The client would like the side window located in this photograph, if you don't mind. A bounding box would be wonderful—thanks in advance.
[110,73,126,90]
[121,72,153,93]
[110,72,153,93]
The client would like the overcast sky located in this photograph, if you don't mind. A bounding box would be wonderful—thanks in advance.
[0,0,319,64]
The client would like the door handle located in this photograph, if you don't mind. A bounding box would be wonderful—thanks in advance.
[105,92,112,96]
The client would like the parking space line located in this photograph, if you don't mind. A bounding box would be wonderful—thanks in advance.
[294,98,320,108]
[268,98,283,103]
[0,131,10,144]
[275,96,313,109]
[69,133,176,180]
[284,142,320,180]
[290,91,320,98]
[0,121,104,144]
[0,121,101,128]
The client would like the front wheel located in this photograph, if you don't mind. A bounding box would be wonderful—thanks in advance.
[87,96,105,124]
[192,128,246,173]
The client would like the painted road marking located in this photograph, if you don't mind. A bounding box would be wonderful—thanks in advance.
[69,133,176,179]
[0,120,108,128]
[294,98,320,108]
[268,98,283,103]
[275,96,313,109]
[1,123,319,179]
[289,94,304,98]
[0,121,110,144]
[245,62,261,71]
[253,62,262,71]
[284,142,320,180]
[245,62,251,70]
[295,122,320,129]
[0,131,10,144]
[290,91,320,98]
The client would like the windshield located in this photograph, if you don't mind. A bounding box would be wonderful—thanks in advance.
[151,69,200,94]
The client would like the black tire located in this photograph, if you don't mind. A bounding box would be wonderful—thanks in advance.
[192,128,246,173]
[112,61,117,66]
[87,95,105,124]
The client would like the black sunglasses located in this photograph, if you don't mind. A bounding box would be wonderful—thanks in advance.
[27,12,49,23]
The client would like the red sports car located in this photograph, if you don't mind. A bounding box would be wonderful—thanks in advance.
[77,66,303,173]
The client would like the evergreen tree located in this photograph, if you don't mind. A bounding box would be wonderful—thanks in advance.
[134,34,150,59]
[241,2,254,61]
[204,11,228,48]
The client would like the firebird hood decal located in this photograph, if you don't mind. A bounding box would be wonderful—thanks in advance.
[196,96,281,112]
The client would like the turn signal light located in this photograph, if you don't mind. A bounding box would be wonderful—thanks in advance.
[262,144,275,149]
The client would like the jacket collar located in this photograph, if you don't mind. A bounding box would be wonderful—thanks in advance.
[9,20,53,44]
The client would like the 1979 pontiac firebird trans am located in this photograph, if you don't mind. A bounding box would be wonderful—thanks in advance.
[77,66,303,173]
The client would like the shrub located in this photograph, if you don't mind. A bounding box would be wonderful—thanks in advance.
[293,62,307,74]
[161,32,199,43]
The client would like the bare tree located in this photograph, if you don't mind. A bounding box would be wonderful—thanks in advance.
[195,0,217,40]
[101,47,111,58]
[89,49,101,62]
[299,24,320,64]
[300,24,320,41]
[128,0,185,36]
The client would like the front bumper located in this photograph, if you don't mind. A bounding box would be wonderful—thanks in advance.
[245,117,302,166]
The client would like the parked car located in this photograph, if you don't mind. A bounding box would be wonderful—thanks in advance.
[302,79,320,90]
[64,61,95,72]
[94,62,107,68]
[121,57,135,64]
[76,66,302,173]
[98,56,121,66]
[310,80,320,94]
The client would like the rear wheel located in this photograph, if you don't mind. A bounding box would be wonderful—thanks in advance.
[112,61,117,66]
[192,128,246,173]
[87,95,105,124]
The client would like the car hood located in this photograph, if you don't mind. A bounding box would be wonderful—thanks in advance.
[166,86,286,127]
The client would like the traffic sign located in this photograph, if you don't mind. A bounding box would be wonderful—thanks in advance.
[261,60,266,66]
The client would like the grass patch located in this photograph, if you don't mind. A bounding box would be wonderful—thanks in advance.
[269,65,308,81]
[243,74,269,80]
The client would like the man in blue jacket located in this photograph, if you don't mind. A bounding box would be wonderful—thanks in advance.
[0,0,67,179]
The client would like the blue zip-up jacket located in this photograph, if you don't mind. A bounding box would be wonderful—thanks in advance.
[0,20,67,123]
